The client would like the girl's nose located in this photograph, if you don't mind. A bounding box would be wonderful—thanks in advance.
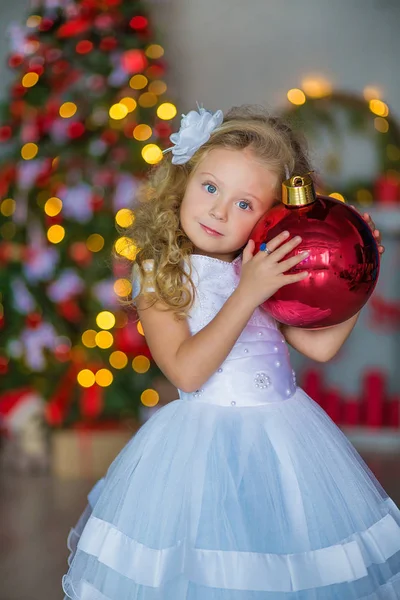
[209,202,227,221]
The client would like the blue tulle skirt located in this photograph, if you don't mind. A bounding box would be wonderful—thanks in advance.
[62,389,400,599]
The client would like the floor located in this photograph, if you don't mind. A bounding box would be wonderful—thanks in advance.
[0,451,399,600]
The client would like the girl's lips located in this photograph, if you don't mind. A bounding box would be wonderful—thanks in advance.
[200,223,223,236]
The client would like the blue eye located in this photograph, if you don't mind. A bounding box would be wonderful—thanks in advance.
[237,200,252,211]
[203,183,217,194]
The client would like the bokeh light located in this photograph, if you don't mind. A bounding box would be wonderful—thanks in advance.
[287,89,306,106]
[115,236,138,260]
[157,102,177,120]
[138,92,157,108]
[109,103,128,120]
[142,143,162,164]
[145,44,164,59]
[44,196,62,216]
[95,368,113,387]
[374,117,389,133]
[95,330,114,349]
[21,142,38,160]
[141,389,159,407]
[86,233,105,252]
[77,369,96,388]
[133,124,152,141]
[59,102,78,118]
[82,329,97,348]
[22,72,39,88]
[369,99,389,117]
[96,311,116,330]
[129,74,148,90]
[1,199,16,217]
[109,351,128,369]
[119,97,137,112]
[132,355,151,373]
[114,278,132,297]
[115,208,135,228]
[47,224,65,244]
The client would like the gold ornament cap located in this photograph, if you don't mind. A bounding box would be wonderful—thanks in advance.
[282,172,317,207]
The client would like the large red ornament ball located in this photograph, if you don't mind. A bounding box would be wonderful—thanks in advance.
[250,174,380,329]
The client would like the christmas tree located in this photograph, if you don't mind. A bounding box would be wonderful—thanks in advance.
[0,0,177,427]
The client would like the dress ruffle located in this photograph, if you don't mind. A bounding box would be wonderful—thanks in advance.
[63,390,400,599]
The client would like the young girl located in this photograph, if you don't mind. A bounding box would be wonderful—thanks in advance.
[63,105,400,600]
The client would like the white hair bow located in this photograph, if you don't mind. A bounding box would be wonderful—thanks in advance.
[162,103,224,165]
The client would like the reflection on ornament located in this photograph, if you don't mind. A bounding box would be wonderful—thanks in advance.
[250,173,380,329]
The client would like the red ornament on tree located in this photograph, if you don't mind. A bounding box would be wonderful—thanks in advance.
[26,312,42,329]
[120,49,147,73]
[99,37,118,52]
[57,18,91,38]
[250,173,380,329]
[0,126,12,142]
[129,16,148,30]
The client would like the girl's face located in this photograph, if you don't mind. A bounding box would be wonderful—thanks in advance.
[179,147,279,262]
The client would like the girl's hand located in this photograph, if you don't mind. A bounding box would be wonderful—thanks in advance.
[239,232,309,308]
[351,206,385,255]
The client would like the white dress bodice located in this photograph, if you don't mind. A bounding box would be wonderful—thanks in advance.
[179,254,297,408]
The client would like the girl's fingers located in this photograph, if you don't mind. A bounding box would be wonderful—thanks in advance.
[280,271,309,285]
[257,231,290,256]
[265,235,303,262]
[277,251,309,273]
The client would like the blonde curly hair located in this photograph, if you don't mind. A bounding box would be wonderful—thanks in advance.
[127,104,312,317]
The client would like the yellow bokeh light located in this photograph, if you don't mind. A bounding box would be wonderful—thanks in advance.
[115,208,135,228]
[47,224,65,244]
[329,192,346,202]
[109,351,128,369]
[1,198,16,217]
[369,99,389,117]
[148,80,167,95]
[145,44,164,59]
[95,330,114,349]
[114,278,132,297]
[109,103,129,120]
[115,236,138,260]
[363,86,381,101]
[301,77,332,98]
[157,102,177,121]
[86,233,104,252]
[21,142,38,160]
[287,89,306,106]
[132,355,150,373]
[387,145,400,161]
[81,329,97,348]
[22,72,39,88]
[129,74,148,90]
[77,369,96,388]
[26,15,42,28]
[137,321,144,336]
[356,189,373,205]
[44,196,62,217]
[52,156,59,169]
[119,97,137,112]
[133,124,152,141]
[374,117,389,133]
[59,102,78,118]
[142,143,162,165]
[95,368,113,387]
[141,389,159,407]
[96,311,116,330]
[138,92,158,108]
